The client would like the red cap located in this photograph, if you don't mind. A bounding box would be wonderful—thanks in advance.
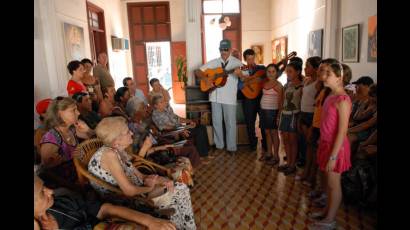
[36,98,52,115]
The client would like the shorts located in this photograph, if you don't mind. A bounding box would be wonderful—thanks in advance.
[299,112,314,127]
[279,113,299,133]
[260,109,279,129]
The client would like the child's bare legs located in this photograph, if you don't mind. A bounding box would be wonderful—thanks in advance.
[265,129,273,157]
[272,129,280,160]
[321,171,342,223]
[288,133,298,168]
[281,132,290,166]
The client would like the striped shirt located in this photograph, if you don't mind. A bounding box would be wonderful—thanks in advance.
[261,88,279,110]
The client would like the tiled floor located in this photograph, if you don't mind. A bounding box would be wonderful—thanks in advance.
[190,146,377,230]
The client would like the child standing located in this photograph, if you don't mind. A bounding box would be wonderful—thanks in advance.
[259,64,283,165]
[309,59,352,229]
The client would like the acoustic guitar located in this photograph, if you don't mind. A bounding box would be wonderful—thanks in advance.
[239,51,297,99]
[198,66,249,92]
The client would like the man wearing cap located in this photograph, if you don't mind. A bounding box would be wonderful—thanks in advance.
[195,39,243,155]
[35,99,52,153]
[350,76,374,123]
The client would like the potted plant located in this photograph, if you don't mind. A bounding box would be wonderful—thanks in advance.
[175,55,187,88]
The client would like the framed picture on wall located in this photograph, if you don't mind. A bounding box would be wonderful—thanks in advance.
[62,22,86,69]
[308,29,323,58]
[272,36,287,64]
[368,15,377,62]
[342,24,360,62]
[251,45,263,64]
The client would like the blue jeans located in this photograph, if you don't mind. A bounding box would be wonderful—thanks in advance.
[211,102,237,151]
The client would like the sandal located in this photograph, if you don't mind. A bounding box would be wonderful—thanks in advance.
[277,164,289,171]
[265,157,279,166]
[308,220,336,230]
[258,155,269,161]
[284,166,297,175]
[308,211,326,221]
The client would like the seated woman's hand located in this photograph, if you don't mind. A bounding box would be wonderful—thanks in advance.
[142,136,154,150]
[74,119,91,134]
[144,174,158,188]
[181,129,190,138]
[162,180,174,193]
[147,217,176,230]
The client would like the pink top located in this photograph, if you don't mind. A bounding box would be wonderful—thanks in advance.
[261,88,279,110]
[317,94,352,173]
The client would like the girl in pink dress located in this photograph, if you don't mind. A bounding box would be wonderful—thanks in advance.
[309,59,352,230]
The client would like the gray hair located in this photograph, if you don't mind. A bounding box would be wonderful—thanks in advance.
[126,96,144,118]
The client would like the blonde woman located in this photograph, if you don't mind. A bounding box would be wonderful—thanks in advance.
[88,117,196,230]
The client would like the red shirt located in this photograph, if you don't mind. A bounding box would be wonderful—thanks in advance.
[67,80,87,96]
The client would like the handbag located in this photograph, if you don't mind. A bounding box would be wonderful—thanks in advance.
[147,149,177,165]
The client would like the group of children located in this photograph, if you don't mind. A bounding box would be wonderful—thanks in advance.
[257,55,370,229]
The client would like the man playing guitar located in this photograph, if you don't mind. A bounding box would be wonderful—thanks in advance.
[194,39,243,155]
[236,49,268,152]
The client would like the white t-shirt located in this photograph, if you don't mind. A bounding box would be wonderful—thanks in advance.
[200,55,243,105]
[301,80,318,113]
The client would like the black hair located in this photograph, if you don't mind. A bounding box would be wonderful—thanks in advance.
[243,49,255,60]
[67,60,82,75]
[287,59,303,81]
[306,56,322,69]
[114,87,129,102]
[149,78,159,87]
[72,92,88,103]
[123,77,133,87]
[81,58,93,65]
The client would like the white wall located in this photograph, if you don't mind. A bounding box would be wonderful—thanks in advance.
[34,0,129,127]
[271,0,326,63]
[339,0,377,82]
[270,0,377,82]
[241,0,272,65]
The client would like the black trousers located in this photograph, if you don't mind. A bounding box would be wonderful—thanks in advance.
[242,96,267,150]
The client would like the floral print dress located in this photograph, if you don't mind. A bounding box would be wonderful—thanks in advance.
[88,146,196,230]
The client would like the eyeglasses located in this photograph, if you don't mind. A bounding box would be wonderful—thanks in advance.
[219,48,229,52]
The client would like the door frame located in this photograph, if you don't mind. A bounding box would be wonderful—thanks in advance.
[86,1,108,65]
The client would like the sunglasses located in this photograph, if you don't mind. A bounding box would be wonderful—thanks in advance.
[219,48,229,52]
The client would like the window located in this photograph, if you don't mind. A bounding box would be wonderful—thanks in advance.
[203,0,240,14]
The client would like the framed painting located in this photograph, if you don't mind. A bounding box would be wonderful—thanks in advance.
[251,45,263,64]
[63,22,86,64]
[368,15,377,62]
[342,24,360,62]
[308,29,323,57]
[272,36,287,64]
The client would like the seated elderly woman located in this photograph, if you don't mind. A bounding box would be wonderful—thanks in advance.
[151,95,209,157]
[34,175,176,230]
[88,116,196,230]
[40,97,95,188]
[126,96,201,168]
[348,84,377,155]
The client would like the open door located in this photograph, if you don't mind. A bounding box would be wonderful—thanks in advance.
[171,41,186,104]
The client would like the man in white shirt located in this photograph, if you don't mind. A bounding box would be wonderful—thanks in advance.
[195,39,243,154]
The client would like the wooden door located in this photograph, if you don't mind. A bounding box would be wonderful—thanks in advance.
[86,2,108,65]
[171,41,186,103]
[223,14,241,61]
[127,2,171,95]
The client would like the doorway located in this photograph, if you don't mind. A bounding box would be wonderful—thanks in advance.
[86,1,108,65]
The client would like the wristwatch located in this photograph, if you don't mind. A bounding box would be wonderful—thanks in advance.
[329,155,337,161]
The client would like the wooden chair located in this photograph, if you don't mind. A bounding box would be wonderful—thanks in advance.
[73,138,153,207]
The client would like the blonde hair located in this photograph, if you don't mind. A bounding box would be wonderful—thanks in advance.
[44,97,77,129]
[95,116,128,146]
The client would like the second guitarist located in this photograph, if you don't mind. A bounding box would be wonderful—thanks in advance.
[237,49,268,152]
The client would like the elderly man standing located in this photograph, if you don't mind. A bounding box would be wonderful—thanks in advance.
[195,39,243,155]
[93,52,115,89]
